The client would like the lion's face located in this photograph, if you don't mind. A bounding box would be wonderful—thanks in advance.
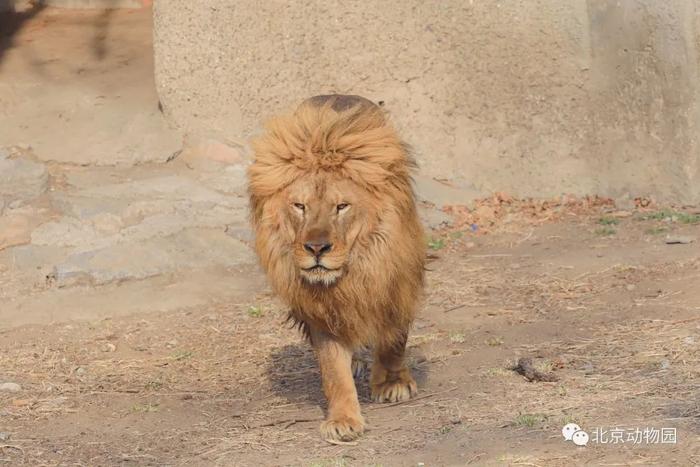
[282,173,375,286]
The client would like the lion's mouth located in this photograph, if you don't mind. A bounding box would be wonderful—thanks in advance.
[300,263,343,286]
[303,265,335,273]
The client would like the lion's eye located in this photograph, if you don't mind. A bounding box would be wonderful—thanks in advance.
[293,203,305,212]
[336,203,349,212]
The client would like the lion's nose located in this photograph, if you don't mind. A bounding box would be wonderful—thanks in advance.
[304,242,333,257]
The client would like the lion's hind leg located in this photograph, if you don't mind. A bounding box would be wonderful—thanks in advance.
[370,331,417,403]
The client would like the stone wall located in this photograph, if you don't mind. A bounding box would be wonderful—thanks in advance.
[153,0,700,204]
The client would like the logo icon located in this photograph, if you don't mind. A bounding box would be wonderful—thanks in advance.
[562,423,581,441]
[562,423,588,447]
[572,430,590,446]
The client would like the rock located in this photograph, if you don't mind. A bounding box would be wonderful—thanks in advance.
[682,336,695,345]
[225,225,254,244]
[76,175,241,207]
[0,382,22,392]
[0,432,9,441]
[0,212,33,251]
[665,235,695,245]
[178,136,245,168]
[414,176,479,209]
[52,193,131,223]
[31,217,101,248]
[90,213,124,235]
[52,228,254,287]
[0,150,49,205]
[0,243,66,272]
[35,174,247,251]
[192,164,248,197]
[120,200,174,224]
[100,342,117,352]
[75,367,87,376]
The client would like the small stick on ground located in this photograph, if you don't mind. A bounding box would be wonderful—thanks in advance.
[324,439,358,446]
[511,357,558,382]
[251,417,319,429]
[368,386,458,410]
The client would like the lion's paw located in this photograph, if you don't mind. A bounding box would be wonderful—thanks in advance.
[371,373,417,403]
[320,414,365,442]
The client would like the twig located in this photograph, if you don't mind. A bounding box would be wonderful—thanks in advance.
[443,303,466,313]
[468,254,513,258]
[88,389,141,395]
[324,439,358,446]
[251,417,319,429]
[510,358,558,382]
[367,386,458,410]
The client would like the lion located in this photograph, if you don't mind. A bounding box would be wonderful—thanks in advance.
[247,94,425,441]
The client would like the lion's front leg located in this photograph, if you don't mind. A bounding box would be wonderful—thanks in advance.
[309,327,365,441]
[370,331,417,403]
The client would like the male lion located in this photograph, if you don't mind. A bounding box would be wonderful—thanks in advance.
[248,94,425,441]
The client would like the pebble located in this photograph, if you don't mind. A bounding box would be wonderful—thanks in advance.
[660,359,671,370]
[75,367,86,376]
[626,284,636,291]
[0,382,22,392]
[100,342,117,352]
[682,336,695,345]
[0,432,10,441]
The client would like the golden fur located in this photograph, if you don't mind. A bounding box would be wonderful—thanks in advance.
[248,95,425,441]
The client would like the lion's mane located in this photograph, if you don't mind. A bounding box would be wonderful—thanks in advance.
[248,97,425,349]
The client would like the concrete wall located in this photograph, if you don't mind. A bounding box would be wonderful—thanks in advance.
[1,1,148,12]
[153,0,700,204]
[38,0,148,7]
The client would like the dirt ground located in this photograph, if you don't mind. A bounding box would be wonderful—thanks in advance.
[1,5,700,467]
[2,206,699,466]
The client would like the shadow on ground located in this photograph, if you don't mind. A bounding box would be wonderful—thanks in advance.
[267,343,429,408]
